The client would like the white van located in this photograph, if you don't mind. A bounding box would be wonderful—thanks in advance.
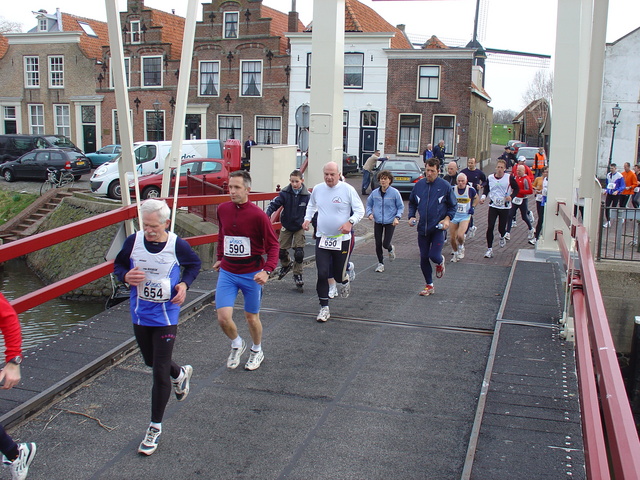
[90,139,222,199]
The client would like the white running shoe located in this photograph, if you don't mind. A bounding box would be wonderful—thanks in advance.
[245,350,264,371]
[389,245,396,261]
[527,210,535,224]
[467,225,477,239]
[227,339,246,369]
[328,283,338,298]
[528,238,537,245]
[450,252,458,263]
[499,236,506,248]
[504,232,511,241]
[347,262,356,282]
[458,245,465,259]
[484,248,494,258]
[528,228,535,240]
[511,220,517,228]
[172,365,193,401]
[339,281,350,298]
[375,263,385,272]
[8,443,36,480]
[138,427,161,456]
[317,306,330,322]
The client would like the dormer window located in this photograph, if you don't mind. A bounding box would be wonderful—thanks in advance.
[130,20,141,44]
[224,12,239,39]
[38,18,47,31]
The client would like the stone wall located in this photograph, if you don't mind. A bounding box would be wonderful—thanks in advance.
[27,194,217,299]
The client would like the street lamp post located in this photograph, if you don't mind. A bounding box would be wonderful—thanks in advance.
[607,102,621,168]
[153,99,162,141]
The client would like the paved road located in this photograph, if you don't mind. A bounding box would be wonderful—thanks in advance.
[0,175,92,195]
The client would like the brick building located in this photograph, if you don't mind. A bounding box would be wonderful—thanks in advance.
[0,9,108,152]
[385,36,493,163]
[512,97,550,150]
[99,0,302,147]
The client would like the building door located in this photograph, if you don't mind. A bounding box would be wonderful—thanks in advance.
[359,111,378,168]
[81,106,97,153]
[185,114,201,140]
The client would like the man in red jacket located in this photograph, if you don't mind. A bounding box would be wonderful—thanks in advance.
[214,170,279,371]
[504,164,535,241]
[0,293,36,479]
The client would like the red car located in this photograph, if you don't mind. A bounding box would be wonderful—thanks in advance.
[130,158,229,199]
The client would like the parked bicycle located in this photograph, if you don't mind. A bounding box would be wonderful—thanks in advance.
[40,167,74,195]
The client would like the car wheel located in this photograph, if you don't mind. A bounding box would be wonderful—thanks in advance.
[142,186,161,199]
[107,180,122,200]
[73,175,81,181]
[3,169,14,182]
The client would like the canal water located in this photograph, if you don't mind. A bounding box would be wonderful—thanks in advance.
[0,258,105,351]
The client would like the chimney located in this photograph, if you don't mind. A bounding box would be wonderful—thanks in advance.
[288,11,299,33]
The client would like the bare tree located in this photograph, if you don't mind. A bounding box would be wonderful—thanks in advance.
[493,109,518,124]
[0,17,22,34]
[521,70,553,107]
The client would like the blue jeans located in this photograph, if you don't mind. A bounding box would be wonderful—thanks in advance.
[361,170,371,193]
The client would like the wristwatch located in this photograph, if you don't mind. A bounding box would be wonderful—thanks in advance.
[262,269,272,275]
[348,219,355,225]
[8,356,22,365]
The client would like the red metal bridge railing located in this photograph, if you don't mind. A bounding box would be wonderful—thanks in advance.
[555,201,640,479]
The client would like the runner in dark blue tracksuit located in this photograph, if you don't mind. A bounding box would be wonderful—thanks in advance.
[408,158,457,296]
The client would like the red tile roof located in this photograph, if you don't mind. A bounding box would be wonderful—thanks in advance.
[261,4,305,54]
[0,33,8,60]
[423,35,448,49]
[60,13,109,60]
[148,7,185,59]
[305,0,413,49]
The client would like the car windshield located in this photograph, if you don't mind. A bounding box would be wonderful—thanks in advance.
[44,135,77,149]
[382,161,420,172]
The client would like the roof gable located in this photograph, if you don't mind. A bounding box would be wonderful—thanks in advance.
[148,7,185,59]
[60,13,109,60]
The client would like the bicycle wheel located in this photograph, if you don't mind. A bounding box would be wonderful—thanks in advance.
[40,180,53,196]
[59,172,74,188]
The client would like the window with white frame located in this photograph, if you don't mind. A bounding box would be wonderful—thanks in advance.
[199,61,220,96]
[418,65,440,100]
[224,12,239,39]
[142,56,162,87]
[29,105,45,134]
[49,56,64,88]
[241,61,262,97]
[2,106,17,134]
[130,20,141,44]
[54,105,70,137]
[38,18,47,31]
[306,53,312,89]
[218,115,241,141]
[344,53,364,88]
[24,56,40,88]
[398,114,421,154]
[110,57,130,88]
[145,110,165,141]
[433,115,455,155]
[256,116,281,144]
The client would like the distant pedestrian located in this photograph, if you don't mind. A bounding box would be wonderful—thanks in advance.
[443,161,458,186]
[533,147,546,177]
[603,163,625,227]
[498,146,517,169]
[266,169,310,289]
[114,199,202,456]
[214,171,279,371]
[244,134,256,161]
[423,144,433,164]
[361,150,380,195]
[366,169,404,273]
[449,173,478,263]
[408,158,457,296]
[433,140,446,171]
[619,162,639,208]
[633,164,640,208]
[0,293,37,480]
[505,164,535,242]
[531,166,549,245]
[459,157,486,239]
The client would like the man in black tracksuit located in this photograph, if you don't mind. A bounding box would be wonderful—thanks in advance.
[266,169,310,287]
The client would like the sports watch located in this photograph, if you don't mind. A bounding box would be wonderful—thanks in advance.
[8,356,22,365]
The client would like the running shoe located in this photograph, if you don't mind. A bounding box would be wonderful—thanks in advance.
[339,281,350,298]
[419,284,435,296]
[328,283,338,298]
[227,339,246,369]
[504,232,510,241]
[347,262,356,282]
[8,443,36,480]
[527,210,535,224]
[138,427,161,456]
[293,274,304,287]
[528,228,535,240]
[511,220,517,228]
[467,225,477,239]
[245,350,264,371]
[435,256,445,278]
[277,263,293,280]
[375,263,385,272]
[528,238,537,245]
[172,365,193,402]
[603,221,610,228]
[389,245,396,261]
[317,306,330,322]
[484,248,494,258]
[450,252,458,263]
[458,245,465,259]
[499,236,506,248]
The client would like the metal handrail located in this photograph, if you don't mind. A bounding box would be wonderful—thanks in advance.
[556,201,640,478]
[0,192,278,314]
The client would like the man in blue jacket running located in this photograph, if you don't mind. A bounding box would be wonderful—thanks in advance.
[408,158,457,296]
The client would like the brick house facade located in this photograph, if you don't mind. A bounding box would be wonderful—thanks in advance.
[99,0,301,147]
[385,37,493,163]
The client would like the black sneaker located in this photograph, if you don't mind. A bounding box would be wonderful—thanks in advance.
[277,264,293,280]
[293,274,304,287]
